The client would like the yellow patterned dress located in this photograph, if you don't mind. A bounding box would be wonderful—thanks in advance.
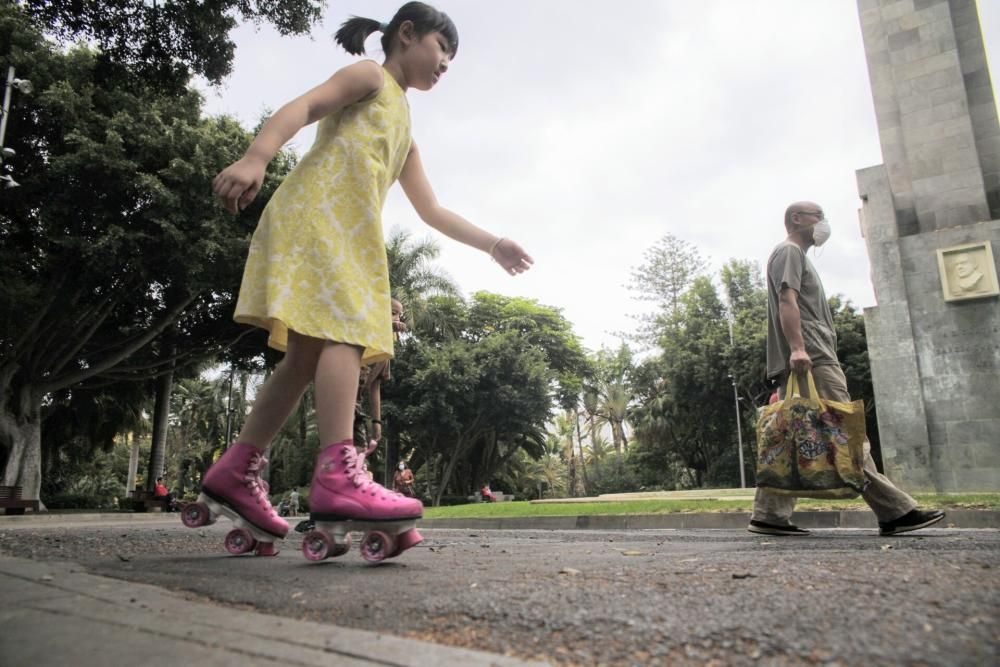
[234,66,411,364]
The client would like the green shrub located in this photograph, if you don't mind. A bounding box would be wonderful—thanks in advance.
[44,493,108,510]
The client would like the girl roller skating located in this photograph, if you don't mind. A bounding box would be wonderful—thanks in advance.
[182,2,533,561]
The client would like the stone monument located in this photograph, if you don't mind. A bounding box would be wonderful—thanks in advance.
[856,0,1000,491]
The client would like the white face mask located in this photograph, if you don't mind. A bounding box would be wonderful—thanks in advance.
[811,219,831,247]
[398,463,405,471]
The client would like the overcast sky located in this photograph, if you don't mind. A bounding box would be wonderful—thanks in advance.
[197,0,1000,353]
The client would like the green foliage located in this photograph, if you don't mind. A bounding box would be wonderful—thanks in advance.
[22,0,324,90]
[386,228,460,333]
[268,386,320,492]
[829,296,881,464]
[0,5,293,493]
[630,256,765,489]
[631,276,735,487]
[583,455,642,495]
[42,436,138,507]
[383,292,587,505]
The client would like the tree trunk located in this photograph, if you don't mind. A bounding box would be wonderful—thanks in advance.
[0,372,46,508]
[146,368,174,491]
[126,431,139,497]
[177,459,189,497]
[433,438,465,507]
[0,405,44,507]
[575,413,589,495]
[237,370,250,436]
[386,431,399,490]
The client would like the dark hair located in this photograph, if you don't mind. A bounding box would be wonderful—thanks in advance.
[335,2,458,58]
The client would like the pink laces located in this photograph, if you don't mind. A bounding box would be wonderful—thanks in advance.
[343,445,400,500]
[245,451,277,515]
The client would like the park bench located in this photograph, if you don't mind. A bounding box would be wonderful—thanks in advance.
[0,485,40,515]
[465,491,516,503]
[130,489,169,512]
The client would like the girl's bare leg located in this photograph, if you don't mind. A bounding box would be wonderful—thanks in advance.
[234,330,325,448]
[313,342,363,445]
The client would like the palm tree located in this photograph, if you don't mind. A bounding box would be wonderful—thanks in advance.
[528,446,568,499]
[584,435,612,467]
[601,381,632,454]
[573,407,589,496]
[385,227,460,333]
[552,410,578,496]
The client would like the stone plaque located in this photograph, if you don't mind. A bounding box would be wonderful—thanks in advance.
[936,242,999,302]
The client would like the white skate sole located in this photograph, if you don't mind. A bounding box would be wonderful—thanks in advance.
[193,492,285,545]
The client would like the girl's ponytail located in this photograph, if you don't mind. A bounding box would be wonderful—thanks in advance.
[334,17,383,55]
[335,3,458,59]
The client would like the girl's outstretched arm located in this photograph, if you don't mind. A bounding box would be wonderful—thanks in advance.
[398,142,534,275]
[213,60,384,213]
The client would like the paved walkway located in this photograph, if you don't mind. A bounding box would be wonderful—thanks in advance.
[3,512,998,665]
[0,553,545,667]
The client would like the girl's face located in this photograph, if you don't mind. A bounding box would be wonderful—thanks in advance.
[399,30,451,91]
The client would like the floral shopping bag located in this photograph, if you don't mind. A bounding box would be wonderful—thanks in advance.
[755,371,867,499]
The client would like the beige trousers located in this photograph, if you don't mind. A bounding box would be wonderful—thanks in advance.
[751,364,917,525]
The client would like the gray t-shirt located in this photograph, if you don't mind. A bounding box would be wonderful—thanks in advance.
[765,240,839,378]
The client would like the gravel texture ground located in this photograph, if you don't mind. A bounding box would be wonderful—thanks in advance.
[1,520,997,666]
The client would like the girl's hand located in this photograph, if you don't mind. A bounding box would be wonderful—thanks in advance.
[491,238,534,275]
[212,157,266,214]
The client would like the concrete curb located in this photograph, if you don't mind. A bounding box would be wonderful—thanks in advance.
[0,512,177,524]
[419,509,999,531]
[0,555,546,667]
[3,510,997,531]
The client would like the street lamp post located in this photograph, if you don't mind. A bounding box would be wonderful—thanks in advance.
[728,319,747,489]
[732,375,746,489]
[1,65,33,189]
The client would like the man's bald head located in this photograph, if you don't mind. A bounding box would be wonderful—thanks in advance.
[784,201,824,232]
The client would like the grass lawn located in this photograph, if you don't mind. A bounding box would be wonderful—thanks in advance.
[422,494,1000,519]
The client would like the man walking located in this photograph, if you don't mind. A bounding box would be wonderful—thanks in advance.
[750,201,945,537]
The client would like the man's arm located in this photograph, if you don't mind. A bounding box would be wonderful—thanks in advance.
[778,286,812,374]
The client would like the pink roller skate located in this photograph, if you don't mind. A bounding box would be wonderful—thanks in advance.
[181,443,288,556]
[302,439,423,563]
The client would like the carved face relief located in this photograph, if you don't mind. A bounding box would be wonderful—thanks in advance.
[937,243,999,302]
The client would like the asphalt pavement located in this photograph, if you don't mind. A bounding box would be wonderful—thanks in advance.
[1,513,997,666]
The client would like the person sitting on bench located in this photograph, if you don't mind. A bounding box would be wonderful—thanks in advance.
[153,477,175,512]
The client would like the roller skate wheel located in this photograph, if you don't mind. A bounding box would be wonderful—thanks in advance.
[302,530,332,562]
[360,530,395,563]
[224,528,257,555]
[180,502,210,528]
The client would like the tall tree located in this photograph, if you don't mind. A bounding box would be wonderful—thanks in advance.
[627,233,707,344]
[384,292,587,504]
[720,258,770,482]
[0,8,292,502]
[631,277,735,487]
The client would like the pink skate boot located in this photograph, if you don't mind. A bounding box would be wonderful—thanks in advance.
[180,443,288,556]
[302,439,423,563]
